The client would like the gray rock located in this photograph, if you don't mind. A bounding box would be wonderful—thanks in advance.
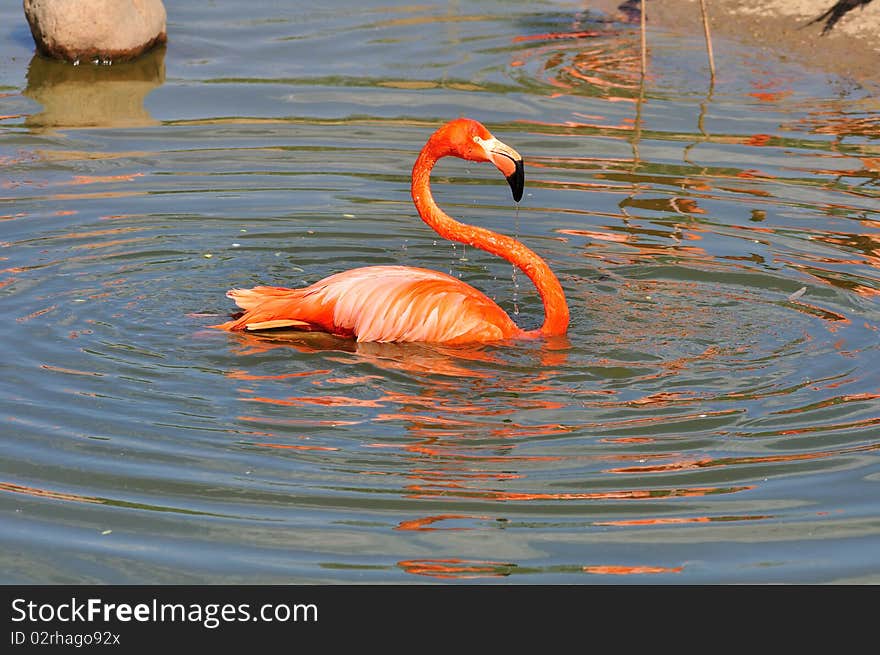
[23,0,167,63]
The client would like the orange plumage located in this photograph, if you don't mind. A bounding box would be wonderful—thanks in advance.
[212,118,569,344]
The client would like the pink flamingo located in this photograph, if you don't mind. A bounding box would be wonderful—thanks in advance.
[212,118,569,344]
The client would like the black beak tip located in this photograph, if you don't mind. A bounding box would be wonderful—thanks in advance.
[506,159,524,203]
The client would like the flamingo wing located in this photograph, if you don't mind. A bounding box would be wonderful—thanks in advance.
[212,265,523,344]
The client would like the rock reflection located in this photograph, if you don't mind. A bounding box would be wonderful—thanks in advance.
[24,46,165,129]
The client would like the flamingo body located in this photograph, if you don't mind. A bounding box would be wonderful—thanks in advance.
[212,118,569,344]
[213,265,524,344]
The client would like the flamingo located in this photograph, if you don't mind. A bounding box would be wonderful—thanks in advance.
[211,118,569,344]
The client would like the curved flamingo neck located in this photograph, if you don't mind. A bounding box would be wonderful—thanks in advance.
[411,142,569,337]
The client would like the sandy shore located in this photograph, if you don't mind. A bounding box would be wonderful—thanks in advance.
[589,0,880,89]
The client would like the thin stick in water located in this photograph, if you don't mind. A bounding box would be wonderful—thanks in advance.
[699,0,716,80]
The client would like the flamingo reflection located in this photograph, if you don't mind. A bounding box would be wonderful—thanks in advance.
[216,331,742,579]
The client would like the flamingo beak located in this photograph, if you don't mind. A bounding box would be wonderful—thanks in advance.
[505,157,525,203]
[479,137,525,202]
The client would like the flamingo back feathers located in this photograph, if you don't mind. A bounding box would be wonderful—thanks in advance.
[212,265,523,344]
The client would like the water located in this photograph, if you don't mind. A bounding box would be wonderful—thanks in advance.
[1,0,878,584]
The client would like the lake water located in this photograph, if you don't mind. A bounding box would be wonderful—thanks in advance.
[1,1,878,584]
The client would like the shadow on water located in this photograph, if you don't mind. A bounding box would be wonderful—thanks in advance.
[23,46,166,129]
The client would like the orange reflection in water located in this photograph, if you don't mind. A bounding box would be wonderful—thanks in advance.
[237,416,359,428]
[749,91,791,103]
[395,514,491,531]
[398,559,514,579]
[509,24,642,102]
[219,329,751,495]
[512,30,602,44]
[227,369,330,381]
[251,442,338,452]
[66,173,144,186]
[243,394,385,409]
[0,481,103,505]
[583,565,683,575]
[221,331,599,492]
[595,514,771,526]
[792,111,880,140]
[40,364,103,377]
[416,485,752,502]
[554,223,712,268]
[802,231,880,298]
[557,228,633,243]
[771,392,880,415]
[608,440,880,474]
[748,71,794,104]
[398,558,684,580]
[217,323,753,582]
[743,133,773,147]
[16,305,58,323]
[220,330,498,379]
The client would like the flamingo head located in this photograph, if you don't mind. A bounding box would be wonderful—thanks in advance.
[432,118,525,202]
